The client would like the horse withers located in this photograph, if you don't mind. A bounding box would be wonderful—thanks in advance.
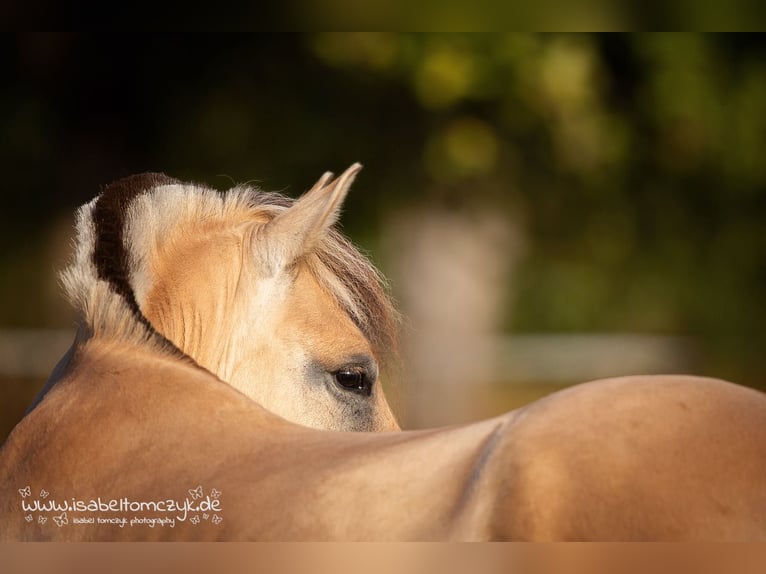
[1,165,765,540]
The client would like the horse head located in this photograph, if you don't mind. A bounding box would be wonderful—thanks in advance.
[60,164,400,431]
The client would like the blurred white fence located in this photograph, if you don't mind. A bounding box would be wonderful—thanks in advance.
[384,206,697,426]
[493,333,694,383]
[0,328,693,382]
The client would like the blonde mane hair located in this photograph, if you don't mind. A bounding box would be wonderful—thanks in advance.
[61,173,399,364]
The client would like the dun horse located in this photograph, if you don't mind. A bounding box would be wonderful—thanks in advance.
[1,165,765,540]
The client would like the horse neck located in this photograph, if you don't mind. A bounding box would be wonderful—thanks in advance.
[33,333,275,424]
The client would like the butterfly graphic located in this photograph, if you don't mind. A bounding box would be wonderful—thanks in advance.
[202,513,209,520]
[212,514,223,525]
[53,512,68,527]
[39,489,49,498]
[18,486,31,498]
[188,485,203,500]
[38,516,47,525]
[25,514,33,523]
[190,515,200,525]
[210,488,221,499]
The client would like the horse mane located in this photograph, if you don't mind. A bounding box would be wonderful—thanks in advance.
[61,172,399,364]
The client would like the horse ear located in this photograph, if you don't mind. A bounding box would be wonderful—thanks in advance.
[258,163,362,273]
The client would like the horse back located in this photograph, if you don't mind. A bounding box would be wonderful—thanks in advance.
[481,375,766,540]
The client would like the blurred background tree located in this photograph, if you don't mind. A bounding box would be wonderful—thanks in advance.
[1,34,765,431]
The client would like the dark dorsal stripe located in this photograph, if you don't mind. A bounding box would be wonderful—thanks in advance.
[92,172,190,359]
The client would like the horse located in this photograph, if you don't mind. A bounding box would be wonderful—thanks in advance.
[1,164,765,541]
[32,165,399,433]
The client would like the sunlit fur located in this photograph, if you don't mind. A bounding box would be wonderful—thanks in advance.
[3,166,766,541]
[60,165,399,431]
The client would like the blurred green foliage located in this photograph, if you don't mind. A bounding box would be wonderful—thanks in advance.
[1,34,764,384]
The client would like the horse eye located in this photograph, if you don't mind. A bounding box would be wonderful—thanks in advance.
[333,368,371,396]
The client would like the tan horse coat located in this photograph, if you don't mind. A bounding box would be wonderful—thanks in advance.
[3,336,766,540]
[2,166,765,540]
